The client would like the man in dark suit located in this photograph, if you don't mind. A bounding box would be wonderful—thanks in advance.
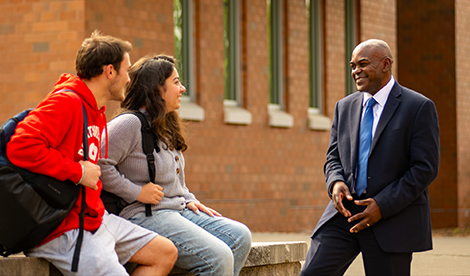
[300,39,440,276]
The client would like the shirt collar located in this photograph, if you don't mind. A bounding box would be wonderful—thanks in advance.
[362,76,395,107]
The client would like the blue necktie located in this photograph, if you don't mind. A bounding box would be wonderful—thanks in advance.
[356,97,377,196]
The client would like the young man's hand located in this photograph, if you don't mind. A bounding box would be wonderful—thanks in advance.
[79,160,101,190]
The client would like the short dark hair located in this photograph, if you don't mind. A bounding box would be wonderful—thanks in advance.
[75,30,132,79]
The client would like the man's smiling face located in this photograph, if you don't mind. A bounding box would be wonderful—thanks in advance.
[350,46,387,95]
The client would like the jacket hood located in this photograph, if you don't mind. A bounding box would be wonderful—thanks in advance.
[51,73,105,113]
[50,73,109,158]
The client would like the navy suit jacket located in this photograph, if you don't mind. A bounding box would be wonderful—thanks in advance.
[313,81,440,253]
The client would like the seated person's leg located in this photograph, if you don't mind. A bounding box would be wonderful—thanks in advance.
[25,227,127,276]
[128,235,178,276]
[130,209,235,276]
[182,208,252,275]
[105,212,177,276]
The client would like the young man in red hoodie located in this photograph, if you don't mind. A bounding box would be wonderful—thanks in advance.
[7,31,177,276]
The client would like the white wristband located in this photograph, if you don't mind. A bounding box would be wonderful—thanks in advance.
[76,163,86,185]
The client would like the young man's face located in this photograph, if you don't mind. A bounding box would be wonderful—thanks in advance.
[109,52,131,102]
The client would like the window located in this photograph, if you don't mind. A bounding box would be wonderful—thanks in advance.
[268,0,283,106]
[223,0,251,125]
[267,0,293,128]
[345,0,359,95]
[308,0,322,110]
[224,0,240,102]
[173,0,204,121]
[307,0,330,130]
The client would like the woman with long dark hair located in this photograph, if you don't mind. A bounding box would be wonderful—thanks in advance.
[99,54,252,276]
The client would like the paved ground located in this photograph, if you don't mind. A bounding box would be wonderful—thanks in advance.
[252,231,470,276]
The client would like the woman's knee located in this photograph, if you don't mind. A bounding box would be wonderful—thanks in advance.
[232,222,252,251]
[210,243,234,273]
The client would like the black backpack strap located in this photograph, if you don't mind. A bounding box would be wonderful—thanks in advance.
[71,103,88,272]
[126,111,159,217]
[50,88,86,272]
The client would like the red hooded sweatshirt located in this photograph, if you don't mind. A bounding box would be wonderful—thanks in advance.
[7,73,107,246]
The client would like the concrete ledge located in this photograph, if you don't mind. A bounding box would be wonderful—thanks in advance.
[0,241,308,276]
[168,241,307,275]
[308,112,331,130]
[224,105,252,125]
[244,242,307,267]
[178,101,204,121]
[268,105,294,128]
[0,255,62,276]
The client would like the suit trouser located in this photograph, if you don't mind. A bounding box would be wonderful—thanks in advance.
[300,196,412,276]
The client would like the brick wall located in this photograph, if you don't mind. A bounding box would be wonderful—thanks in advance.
[183,0,331,232]
[84,0,175,118]
[397,0,458,228]
[456,0,470,228]
[360,0,397,77]
[85,0,174,61]
[285,0,309,118]
[324,0,345,118]
[0,0,86,120]
[0,0,175,120]
[1,0,467,231]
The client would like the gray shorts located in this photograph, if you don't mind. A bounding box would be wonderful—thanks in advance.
[25,212,158,276]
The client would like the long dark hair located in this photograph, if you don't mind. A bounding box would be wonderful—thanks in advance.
[120,54,188,151]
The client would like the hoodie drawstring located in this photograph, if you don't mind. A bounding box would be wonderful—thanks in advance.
[101,111,108,159]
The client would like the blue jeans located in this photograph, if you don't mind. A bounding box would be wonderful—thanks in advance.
[129,208,252,276]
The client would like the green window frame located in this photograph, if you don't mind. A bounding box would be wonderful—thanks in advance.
[174,0,195,100]
[345,0,358,95]
[224,0,241,103]
[268,0,284,106]
[307,0,323,111]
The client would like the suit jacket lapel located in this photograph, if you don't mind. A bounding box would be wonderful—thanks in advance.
[350,93,363,170]
[370,83,402,154]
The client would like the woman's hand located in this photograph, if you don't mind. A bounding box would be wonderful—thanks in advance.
[186,202,222,217]
[137,182,164,205]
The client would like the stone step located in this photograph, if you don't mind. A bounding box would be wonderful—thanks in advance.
[0,241,308,276]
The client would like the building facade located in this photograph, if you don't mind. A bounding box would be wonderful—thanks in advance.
[0,0,468,232]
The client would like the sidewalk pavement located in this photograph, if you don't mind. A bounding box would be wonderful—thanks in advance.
[252,232,470,276]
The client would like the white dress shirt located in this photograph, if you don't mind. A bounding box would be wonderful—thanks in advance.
[361,76,395,138]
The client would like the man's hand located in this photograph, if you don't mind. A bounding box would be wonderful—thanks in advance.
[79,160,100,190]
[332,181,353,217]
[348,198,383,233]
[186,202,222,217]
[137,183,164,205]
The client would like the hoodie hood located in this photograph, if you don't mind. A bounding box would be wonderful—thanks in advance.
[51,73,104,113]
[50,73,109,159]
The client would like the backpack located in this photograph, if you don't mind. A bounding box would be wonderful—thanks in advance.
[0,98,88,272]
[101,111,158,217]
